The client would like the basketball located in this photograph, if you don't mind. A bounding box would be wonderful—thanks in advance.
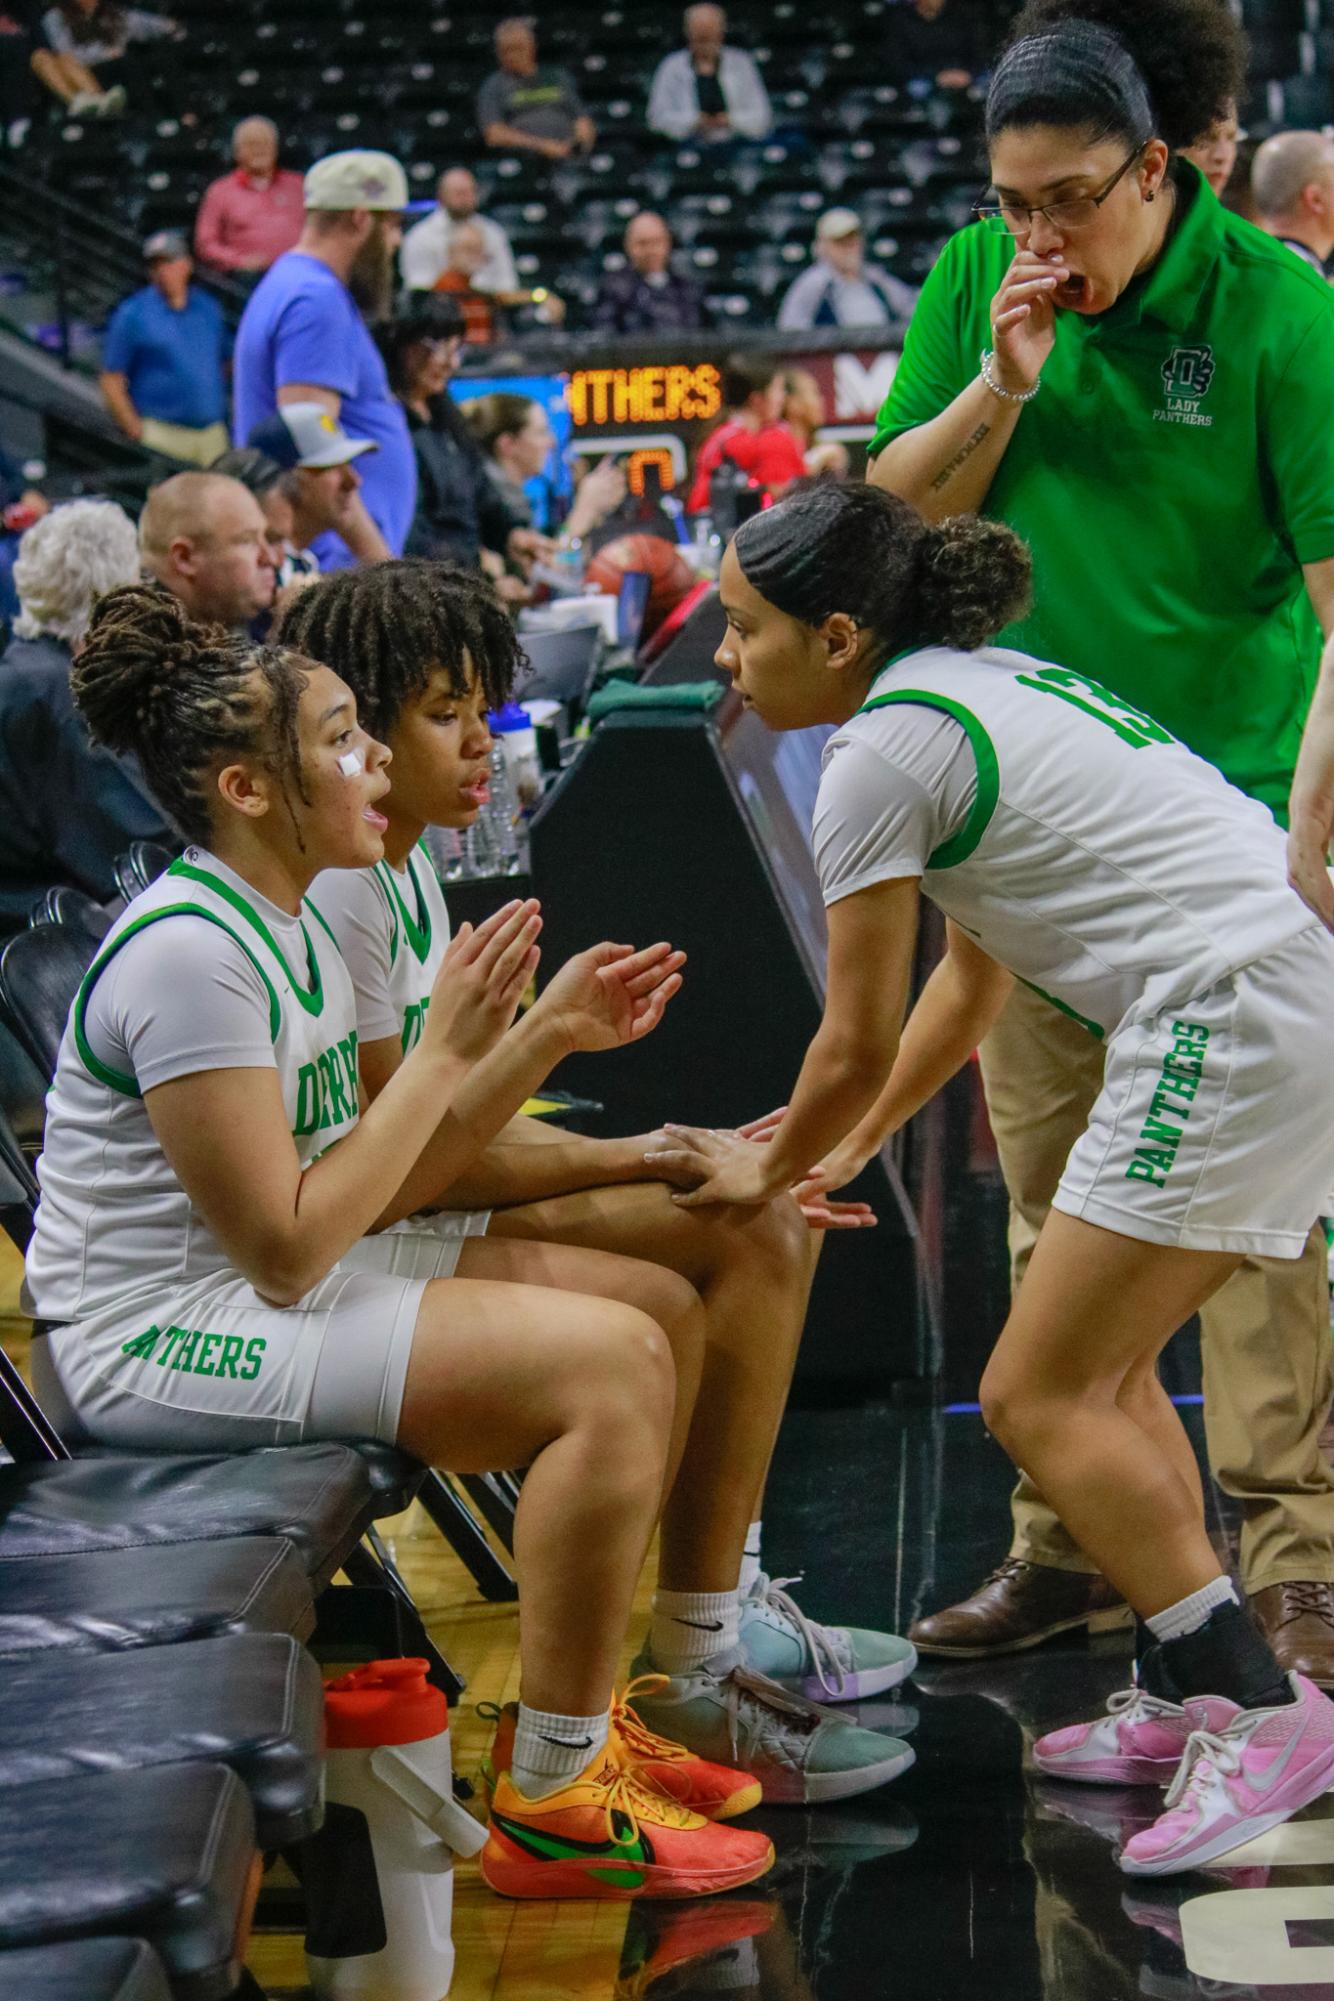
[585,534,698,638]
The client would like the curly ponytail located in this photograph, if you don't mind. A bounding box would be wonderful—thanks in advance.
[915,518,1034,653]
[993,0,1245,154]
[73,584,315,845]
[730,481,1031,663]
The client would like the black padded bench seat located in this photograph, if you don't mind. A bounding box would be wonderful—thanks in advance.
[0,1442,375,1586]
[0,1633,326,1846]
[0,1536,314,1658]
[0,1764,257,2001]
[0,1937,171,2001]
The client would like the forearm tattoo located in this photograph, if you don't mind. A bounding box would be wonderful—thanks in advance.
[930,421,991,494]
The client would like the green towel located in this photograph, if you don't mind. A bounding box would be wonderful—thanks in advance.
[586,679,726,724]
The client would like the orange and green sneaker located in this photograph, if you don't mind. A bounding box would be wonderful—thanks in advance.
[481,1749,775,1901]
[480,1678,762,1822]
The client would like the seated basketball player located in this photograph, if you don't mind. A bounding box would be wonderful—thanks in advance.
[282,559,919,1807]
[645,480,1334,1876]
[24,583,775,1902]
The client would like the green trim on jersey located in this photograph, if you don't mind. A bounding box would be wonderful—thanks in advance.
[373,846,434,967]
[855,686,1000,868]
[73,905,281,1099]
[168,858,326,1016]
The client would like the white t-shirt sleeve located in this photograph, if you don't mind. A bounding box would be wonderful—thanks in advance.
[84,915,278,1093]
[307,868,401,1045]
[814,706,977,906]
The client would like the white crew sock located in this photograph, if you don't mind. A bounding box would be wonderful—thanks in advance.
[1146,1576,1240,1646]
[737,1521,764,1598]
[509,1702,610,1801]
[648,1588,742,1675]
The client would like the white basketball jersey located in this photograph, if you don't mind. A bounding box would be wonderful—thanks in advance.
[826,646,1315,1038]
[371,847,451,1052]
[27,851,360,1324]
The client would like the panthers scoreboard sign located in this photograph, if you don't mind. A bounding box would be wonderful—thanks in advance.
[562,347,900,494]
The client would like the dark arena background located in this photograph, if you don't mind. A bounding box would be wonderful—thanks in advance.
[2,2,1334,1997]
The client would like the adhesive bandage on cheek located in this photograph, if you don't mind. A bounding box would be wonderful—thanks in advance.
[338,748,365,778]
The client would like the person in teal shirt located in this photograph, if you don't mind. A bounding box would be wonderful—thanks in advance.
[869,0,1334,1686]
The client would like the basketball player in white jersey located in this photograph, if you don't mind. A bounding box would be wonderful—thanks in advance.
[285,560,920,1807]
[24,583,780,1903]
[647,481,1334,1875]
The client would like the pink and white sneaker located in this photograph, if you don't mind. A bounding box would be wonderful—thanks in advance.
[1119,1674,1334,1877]
[1033,1683,1192,1786]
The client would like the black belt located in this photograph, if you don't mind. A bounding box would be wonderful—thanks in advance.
[29,1319,70,1339]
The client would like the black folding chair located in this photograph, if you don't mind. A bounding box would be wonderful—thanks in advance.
[0,1016,49,1153]
[112,842,176,905]
[0,923,91,1079]
[30,885,113,952]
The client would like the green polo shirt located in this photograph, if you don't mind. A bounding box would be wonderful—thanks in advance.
[870,165,1334,818]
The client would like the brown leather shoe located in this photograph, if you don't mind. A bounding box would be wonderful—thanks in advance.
[1249,1581,1334,1689]
[908,1557,1132,1658]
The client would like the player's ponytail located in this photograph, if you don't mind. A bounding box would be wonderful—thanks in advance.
[731,479,1031,664]
[74,584,313,845]
[990,1,1244,154]
[915,517,1033,653]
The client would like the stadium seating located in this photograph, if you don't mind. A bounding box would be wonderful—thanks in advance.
[0,1764,260,1997]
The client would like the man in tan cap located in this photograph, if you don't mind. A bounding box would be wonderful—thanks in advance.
[776,208,919,332]
[233,149,414,569]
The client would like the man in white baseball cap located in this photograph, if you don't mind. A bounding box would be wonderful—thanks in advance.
[776,206,920,332]
[232,149,415,570]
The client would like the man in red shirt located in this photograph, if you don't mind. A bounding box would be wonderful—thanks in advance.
[686,356,806,512]
[194,117,305,278]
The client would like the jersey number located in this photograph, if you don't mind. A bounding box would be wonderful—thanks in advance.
[1015,666,1174,750]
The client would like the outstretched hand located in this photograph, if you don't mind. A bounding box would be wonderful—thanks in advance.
[644,1116,877,1229]
[538,940,686,1053]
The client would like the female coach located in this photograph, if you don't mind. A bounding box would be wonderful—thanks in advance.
[868,0,1334,1674]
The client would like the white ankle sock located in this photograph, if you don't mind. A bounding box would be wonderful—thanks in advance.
[648,1588,741,1675]
[738,1521,764,1597]
[509,1703,610,1801]
[1146,1576,1240,1646]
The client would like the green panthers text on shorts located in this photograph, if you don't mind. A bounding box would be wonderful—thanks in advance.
[1125,1020,1211,1188]
[120,1324,266,1379]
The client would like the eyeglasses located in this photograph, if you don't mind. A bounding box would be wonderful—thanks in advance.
[973,147,1145,237]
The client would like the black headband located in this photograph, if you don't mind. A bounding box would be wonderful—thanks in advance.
[732,489,858,625]
[986,21,1155,147]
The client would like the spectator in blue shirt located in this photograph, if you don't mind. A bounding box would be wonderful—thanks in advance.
[232,148,415,570]
[98,230,230,466]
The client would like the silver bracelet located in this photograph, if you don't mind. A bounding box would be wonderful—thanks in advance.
[979,349,1041,404]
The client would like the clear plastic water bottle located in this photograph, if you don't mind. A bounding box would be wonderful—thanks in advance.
[462,743,525,877]
[691,512,723,578]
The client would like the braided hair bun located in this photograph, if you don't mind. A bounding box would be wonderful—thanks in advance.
[73,583,313,846]
[1000,0,1244,152]
[73,585,232,759]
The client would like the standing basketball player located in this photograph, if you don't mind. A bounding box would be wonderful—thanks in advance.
[652,481,1334,1875]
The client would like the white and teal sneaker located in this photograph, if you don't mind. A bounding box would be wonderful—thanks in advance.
[739,1573,918,1704]
[627,1647,915,1806]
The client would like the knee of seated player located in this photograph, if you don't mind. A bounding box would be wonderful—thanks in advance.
[581,1302,679,1438]
[689,1185,812,1285]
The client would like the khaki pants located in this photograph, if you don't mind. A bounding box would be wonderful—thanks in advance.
[979,978,1334,1593]
[140,418,230,468]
